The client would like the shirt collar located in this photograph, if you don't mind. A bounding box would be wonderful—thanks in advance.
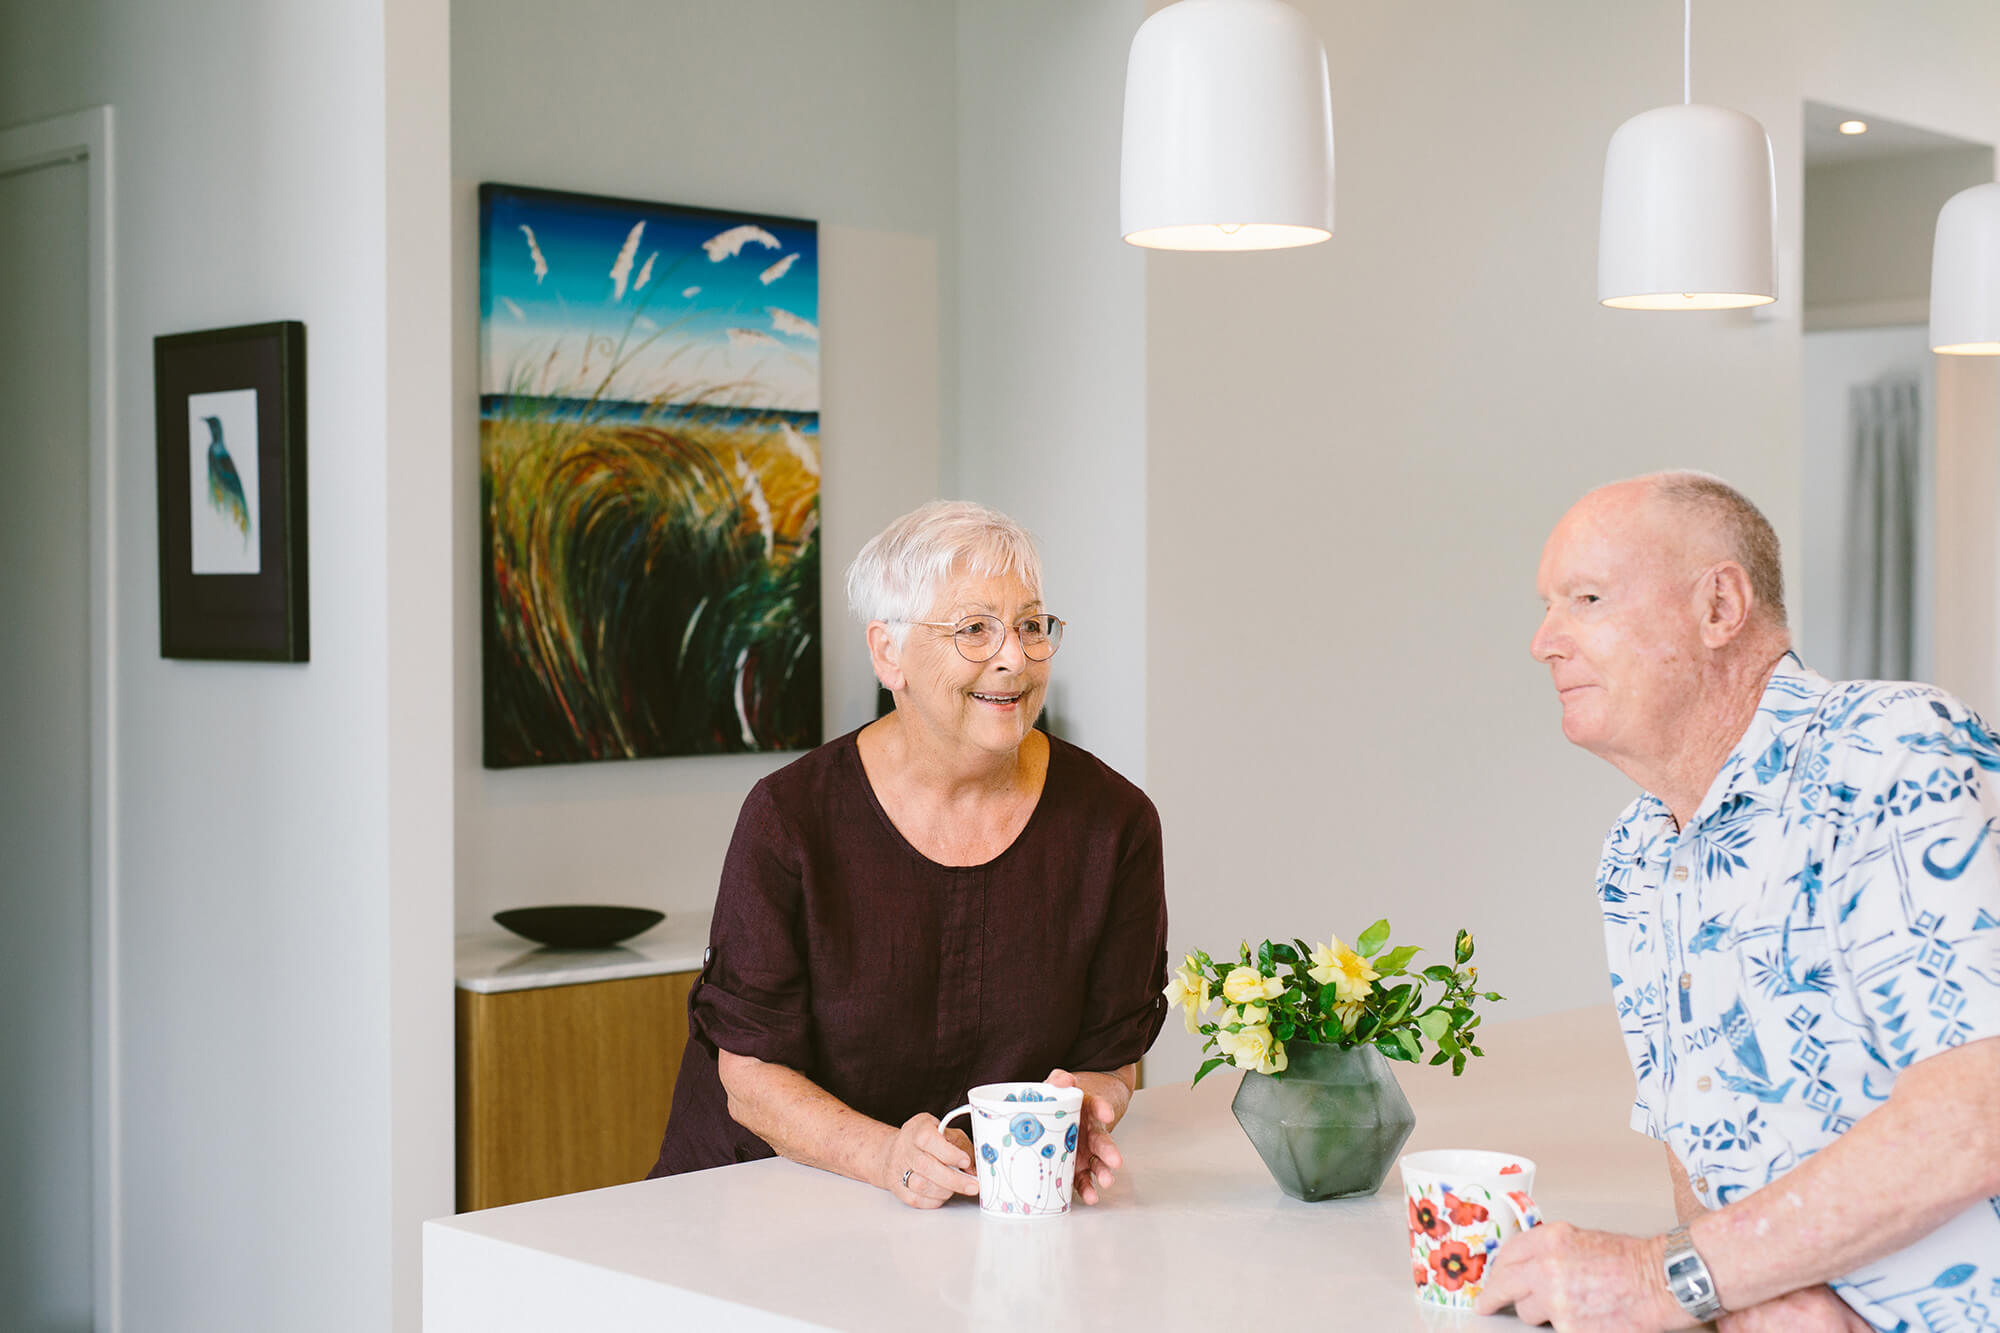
[1674,651,1829,837]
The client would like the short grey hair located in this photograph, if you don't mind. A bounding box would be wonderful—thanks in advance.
[1646,471,1787,625]
[844,500,1044,643]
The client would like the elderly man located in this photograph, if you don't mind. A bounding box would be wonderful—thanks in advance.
[1478,472,2000,1332]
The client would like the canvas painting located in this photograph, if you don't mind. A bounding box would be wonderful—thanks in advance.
[479,184,822,768]
[187,388,262,575]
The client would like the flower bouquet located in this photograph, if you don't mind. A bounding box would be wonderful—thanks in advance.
[1165,920,1500,1081]
[1163,921,1503,1201]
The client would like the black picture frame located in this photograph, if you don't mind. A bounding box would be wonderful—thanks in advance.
[153,321,309,661]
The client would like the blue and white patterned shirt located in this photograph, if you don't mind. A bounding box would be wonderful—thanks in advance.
[1598,655,2000,1333]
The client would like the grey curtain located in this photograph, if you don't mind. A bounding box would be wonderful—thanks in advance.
[1841,377,1921,681]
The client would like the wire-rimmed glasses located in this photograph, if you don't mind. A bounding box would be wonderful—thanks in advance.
[900,613,1065,662]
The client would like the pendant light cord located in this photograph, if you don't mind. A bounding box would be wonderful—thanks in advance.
[1683,0,1692,104]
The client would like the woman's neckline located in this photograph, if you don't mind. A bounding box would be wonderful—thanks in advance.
[844,725,1058,872]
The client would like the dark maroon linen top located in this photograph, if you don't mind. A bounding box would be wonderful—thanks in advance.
[648,727,1169,1177]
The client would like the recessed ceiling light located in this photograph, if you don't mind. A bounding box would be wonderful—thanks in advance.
[1839,120,1868,135]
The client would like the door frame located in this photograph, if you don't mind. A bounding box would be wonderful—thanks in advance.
[0,105,119,1332]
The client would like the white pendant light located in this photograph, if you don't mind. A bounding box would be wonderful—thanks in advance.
[1930,182,2000,355]
[1597,0,1775,309]
[1120,0,1334,252]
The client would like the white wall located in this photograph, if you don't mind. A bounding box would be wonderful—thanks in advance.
[1804,145,1994,323]
[954,0,1149,781]
[1,1,456,1329]
[450,0,958,930]
[1143,0,2000,1083]
[1799,326,1937,680]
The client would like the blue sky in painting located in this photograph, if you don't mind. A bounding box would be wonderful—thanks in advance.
[480,186,820,412]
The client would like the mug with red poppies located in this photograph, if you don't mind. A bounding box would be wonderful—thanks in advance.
[1399,1149,1543,1310]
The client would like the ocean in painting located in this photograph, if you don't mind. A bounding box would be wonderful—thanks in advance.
[479,184,822,767]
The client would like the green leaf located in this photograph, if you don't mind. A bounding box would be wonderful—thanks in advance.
[1270,942,1299,965]
[1437,1030,1461,1058]
[1192,1056,1229,1086]
[1469,1046,1484,1058]
[1376,944,1422,974]
[1375,1035,1415,1063]
[1292,937,1314,961]
[1274,1020,1296,1041]
[1451,1051,1467,1076]
[1483,992,1504,1002]
[1394,1028,1422,1060]
[1429,1049,1451,1065]
[1421,964,1456,982]
[1415,1009,1452,1041]
[1357,919,1392,958]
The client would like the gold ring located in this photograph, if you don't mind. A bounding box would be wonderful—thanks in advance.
[902,1169,913,1189]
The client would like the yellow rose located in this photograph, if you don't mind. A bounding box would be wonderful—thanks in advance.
[1216,1023,1289,1075]
[1307,935,1380,1004]
[1162,956,1212,1035]
[1332,999,1366,1032]
[1222,966,1284,1006]
[1235,1002,1270,1026]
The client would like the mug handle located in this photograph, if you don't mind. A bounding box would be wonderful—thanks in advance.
[1456,1182,1543,1231]
[940,1105,973,1132]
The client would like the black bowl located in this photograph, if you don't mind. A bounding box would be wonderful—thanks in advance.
[493,905,665,949]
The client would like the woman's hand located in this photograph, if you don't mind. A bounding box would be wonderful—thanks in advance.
[1045,1068,1132,1205]
[880,1112,979,1209]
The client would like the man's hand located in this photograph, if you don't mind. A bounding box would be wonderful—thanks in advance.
[1045,1068,1128,1205]
[1475,1222,1693,1332]
[1718,1285,1874,1332]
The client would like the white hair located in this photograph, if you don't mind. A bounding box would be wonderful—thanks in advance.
[844,500,1043,644]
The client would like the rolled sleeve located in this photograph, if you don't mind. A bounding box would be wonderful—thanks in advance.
[1831,695,2000,1072]
[687,782,815,1071]
[1063,798,1170,1074]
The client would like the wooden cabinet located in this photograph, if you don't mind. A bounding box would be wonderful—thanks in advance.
[456,969,697,1211]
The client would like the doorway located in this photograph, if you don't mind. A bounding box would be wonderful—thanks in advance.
[0,107,114,1333]
[1799,100,1994,696]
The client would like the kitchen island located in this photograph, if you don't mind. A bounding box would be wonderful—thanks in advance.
[424,1004,1674,1331]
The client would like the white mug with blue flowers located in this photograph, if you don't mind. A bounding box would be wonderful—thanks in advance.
[939,1081,1084,1218]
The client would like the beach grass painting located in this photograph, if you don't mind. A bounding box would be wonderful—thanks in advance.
[479,184,822,767]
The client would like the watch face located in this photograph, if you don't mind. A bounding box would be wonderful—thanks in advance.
[1664,1234,1720,1318]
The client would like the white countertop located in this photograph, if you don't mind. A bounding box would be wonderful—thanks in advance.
[424,1004,1674,1330]
[454,910,711,993]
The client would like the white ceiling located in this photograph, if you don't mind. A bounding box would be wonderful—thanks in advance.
[1803,100,1986,167]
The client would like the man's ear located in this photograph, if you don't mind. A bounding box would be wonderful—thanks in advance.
[1697,562,1755,648]
[866,621,906,693]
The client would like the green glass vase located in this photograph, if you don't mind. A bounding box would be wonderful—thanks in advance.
[1230,1039,1416,1201]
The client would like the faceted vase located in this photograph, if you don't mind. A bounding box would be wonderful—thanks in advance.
[1231,1040,1415,1202]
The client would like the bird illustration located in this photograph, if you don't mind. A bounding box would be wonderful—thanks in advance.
[203,415,251,543]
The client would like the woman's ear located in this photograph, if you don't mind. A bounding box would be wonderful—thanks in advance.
[867,621,906,693]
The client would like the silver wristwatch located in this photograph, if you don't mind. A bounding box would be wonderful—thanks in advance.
[1662,1226,1724,1323]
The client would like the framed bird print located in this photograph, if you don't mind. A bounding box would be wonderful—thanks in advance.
[153,321,309,661]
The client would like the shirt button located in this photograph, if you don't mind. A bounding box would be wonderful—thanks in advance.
[1694,1176,1709,1194]
[1697,1076,1712,1092]
[1671,866,1689,881]
[1679,972,1693,991]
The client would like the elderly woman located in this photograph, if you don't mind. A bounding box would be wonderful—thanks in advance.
[648,500,1168,1208]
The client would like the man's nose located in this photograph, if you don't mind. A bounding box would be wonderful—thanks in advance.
[1530,613,1564,664]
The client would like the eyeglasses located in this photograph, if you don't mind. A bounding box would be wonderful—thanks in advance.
[899,613,1065,662]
